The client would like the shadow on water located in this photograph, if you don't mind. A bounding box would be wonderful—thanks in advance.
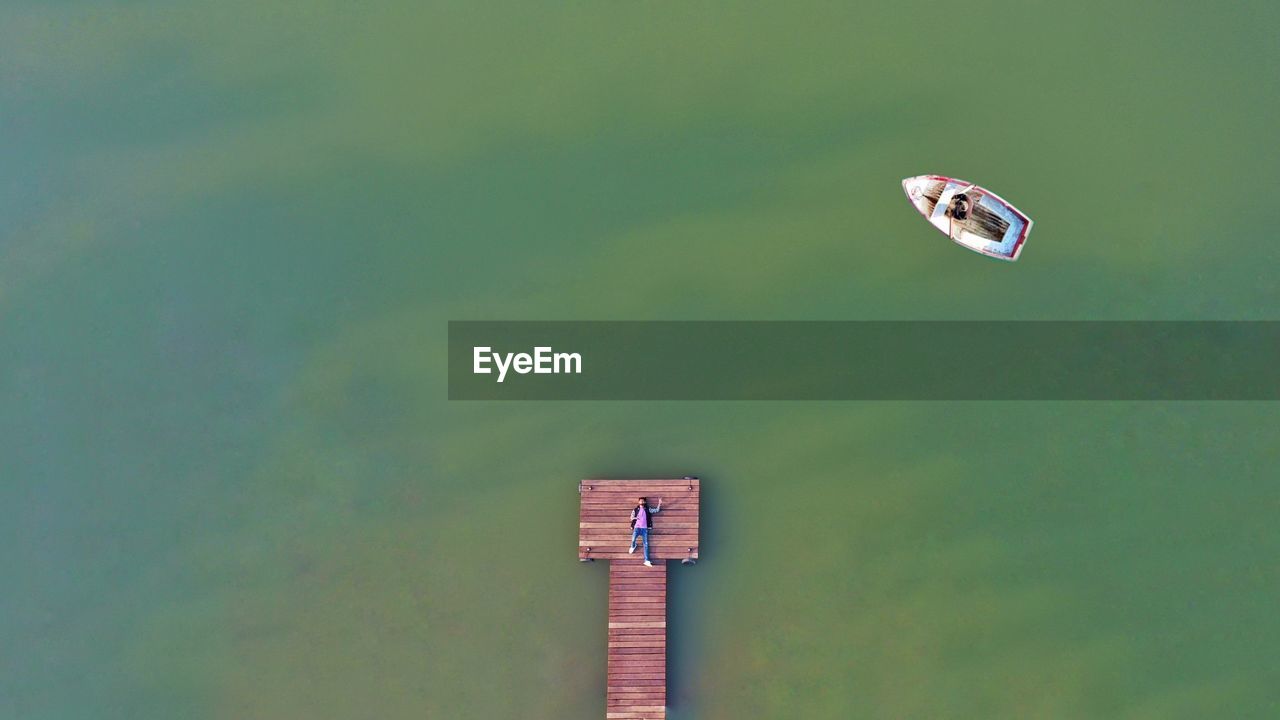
[666,473,723,720]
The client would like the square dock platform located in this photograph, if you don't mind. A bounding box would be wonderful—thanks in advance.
[578,478,700,562]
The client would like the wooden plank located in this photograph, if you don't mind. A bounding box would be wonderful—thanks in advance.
[581,527,697,533]
[583,498,696,505]
[580,524,697,530]
[579,501,699,509]
[582,540,698,547]
[580,503,699,509]
[581,500,697,507]
[581,504,701,509]
[609,609,670,617]
[581,539,697,547]
[582,551,697,560]
[580,518,698,526]
[583,514,695,522]
[580,483,698,489]
[580,522,698,528]
[579,512,699,520]
[585,487,696,496]
[582,554,697,563]
[580,514,698,520]
[580,496,698,502]
[583,500,695,506]
[582,539,699,545]
[582,478,699,487]
[580,497,699,503]
[581,482,698,489]
[579,518,698,525]
[590,556,685,562]
[583,546,698,553]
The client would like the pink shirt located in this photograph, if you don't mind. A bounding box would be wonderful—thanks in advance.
[632,505,651,529]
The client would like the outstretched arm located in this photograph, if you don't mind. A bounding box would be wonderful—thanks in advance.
[949,208,966,241]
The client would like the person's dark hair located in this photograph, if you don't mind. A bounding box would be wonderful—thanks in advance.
[637,497,647,504]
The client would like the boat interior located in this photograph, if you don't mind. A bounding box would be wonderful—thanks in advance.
[916,178,1011,242]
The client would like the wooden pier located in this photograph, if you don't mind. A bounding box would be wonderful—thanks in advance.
[580,478,700,720]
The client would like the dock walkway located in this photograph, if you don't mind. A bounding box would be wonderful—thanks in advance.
[608,561,667,718]
[579,478,700,720]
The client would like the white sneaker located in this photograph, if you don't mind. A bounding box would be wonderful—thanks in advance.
[629,545,636,554]
[644,560,653,567]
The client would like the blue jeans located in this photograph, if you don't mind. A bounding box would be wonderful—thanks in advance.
[630,528,651,562]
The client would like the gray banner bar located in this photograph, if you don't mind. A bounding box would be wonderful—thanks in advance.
[448,322,1280,400]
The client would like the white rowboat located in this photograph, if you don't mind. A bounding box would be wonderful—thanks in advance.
[902,174,1032,261]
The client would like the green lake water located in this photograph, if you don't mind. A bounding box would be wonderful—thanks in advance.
[3,2,1278,718]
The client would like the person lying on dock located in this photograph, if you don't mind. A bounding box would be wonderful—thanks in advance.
[629,496,662,566]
